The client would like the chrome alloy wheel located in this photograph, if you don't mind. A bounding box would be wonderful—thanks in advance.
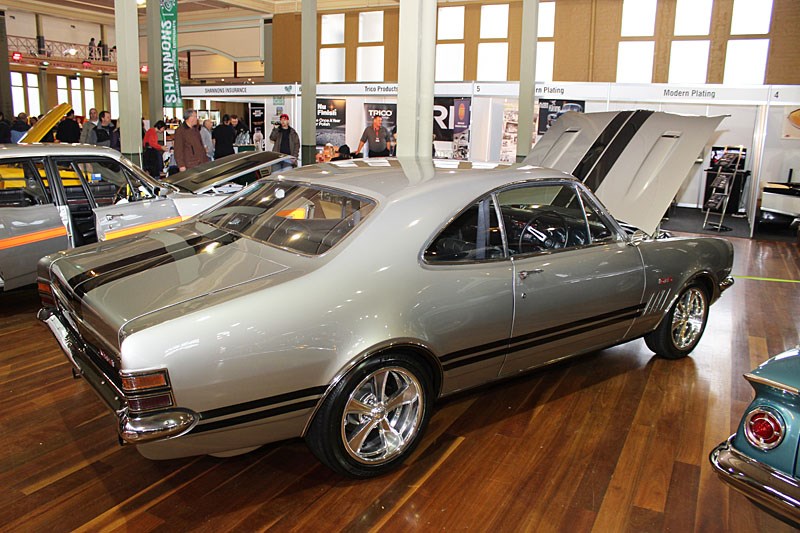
[670,287,707,350]
[341,366,423,464]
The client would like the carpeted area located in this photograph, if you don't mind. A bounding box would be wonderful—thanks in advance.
[661,206,750,238]
[660,206,798,243]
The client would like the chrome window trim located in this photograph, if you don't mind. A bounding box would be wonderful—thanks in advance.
[745,373,800,396]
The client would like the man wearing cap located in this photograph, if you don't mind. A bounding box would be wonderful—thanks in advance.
[269,113,300,158]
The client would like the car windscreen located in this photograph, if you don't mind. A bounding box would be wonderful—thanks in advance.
[198,181,375,255]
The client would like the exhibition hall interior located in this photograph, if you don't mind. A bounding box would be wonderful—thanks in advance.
[2,0,800,530]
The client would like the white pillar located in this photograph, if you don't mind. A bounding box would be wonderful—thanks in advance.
[396,0,437,159]
[516,0,539,162]
[114,0,144,165]
[300,0,317,165]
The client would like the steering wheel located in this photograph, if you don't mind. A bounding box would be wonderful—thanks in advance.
[517,211,570,253]
[112,185,128,204]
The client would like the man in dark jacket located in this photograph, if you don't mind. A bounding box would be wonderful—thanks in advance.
[10,113,30,143]
[269,113,300,158]
[173,109,209,171]
[89,111,114,147]
[56,110,81,143]
[212,114,236,159]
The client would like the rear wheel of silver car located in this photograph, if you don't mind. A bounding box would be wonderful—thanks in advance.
[645,284,709,359]
[306,353,434,478]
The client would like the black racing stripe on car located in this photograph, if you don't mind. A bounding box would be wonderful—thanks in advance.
[581,109,654,192]
[443,310,642,371]
[190,399,320,435]
[65,226,218,289]
[440,304,644,363]
[72,229,240,297]
[439,337,511,363]
[198,385,329,421]
[571,111,633,182]
[441,305,645,371]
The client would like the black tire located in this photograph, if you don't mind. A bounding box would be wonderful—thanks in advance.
[306,352,434,478]
[644,283,709,359]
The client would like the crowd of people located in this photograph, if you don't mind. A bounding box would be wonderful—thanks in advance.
[0,106,374,179]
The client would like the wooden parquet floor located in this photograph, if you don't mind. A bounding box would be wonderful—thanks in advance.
[0,235,798,532]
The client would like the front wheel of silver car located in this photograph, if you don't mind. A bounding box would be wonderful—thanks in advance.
[306,353,434,478]
[645,283,709,359]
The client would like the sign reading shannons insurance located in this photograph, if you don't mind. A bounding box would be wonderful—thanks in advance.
[160,0,182,108]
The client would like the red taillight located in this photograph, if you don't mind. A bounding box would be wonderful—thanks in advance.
[127,393,174,413]
[744,408,785,450]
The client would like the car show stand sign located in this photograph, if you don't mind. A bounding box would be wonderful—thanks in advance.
[160,0,182,108]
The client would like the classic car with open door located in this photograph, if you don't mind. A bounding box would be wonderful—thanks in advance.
[0,144,294,290]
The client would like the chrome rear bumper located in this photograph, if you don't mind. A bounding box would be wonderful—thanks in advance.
[38,307,198,444]
[710,436,800,525]
[719,276,735,294]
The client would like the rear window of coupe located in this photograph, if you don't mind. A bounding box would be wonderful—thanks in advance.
[199,181,375,255]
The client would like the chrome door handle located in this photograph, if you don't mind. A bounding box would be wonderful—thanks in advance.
[519,269,543,280]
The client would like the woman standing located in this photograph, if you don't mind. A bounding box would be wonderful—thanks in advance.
[142,120,166,178]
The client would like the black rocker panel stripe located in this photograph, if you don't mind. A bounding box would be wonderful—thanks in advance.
[188,385,328,435]
[441,304,645,371]
[191,399,320,434]
[199,385,328,421]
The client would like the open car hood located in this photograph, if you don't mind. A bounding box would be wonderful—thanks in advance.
[524,110,724,235]
[162,151,296,194]
[20,102,72,143]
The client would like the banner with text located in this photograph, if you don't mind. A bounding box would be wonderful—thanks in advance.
[160,0,182,108]
[250,103,265,136]
[452,98,471,160]
[316,99,347,148]
[363,103,396,155]
[537,99,585,135]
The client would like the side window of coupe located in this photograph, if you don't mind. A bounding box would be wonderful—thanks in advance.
[0,159,50,207]
[74,159,155,205]
[424,197,504,262]
[497,183,591,255]
[581,193,621,244]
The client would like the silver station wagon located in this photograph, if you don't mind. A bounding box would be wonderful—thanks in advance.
[38,113,734,477]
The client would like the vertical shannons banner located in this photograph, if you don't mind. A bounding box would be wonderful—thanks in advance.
[160,0,182,108]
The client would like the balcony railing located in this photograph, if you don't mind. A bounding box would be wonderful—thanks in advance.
[7,35,188,72]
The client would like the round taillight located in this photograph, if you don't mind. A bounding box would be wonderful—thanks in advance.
[744,408,785,450]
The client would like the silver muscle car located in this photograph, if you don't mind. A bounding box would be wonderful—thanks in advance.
[0,145,294,290]
[37,150,734,477]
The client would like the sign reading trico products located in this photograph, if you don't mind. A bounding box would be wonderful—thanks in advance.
[160,0,182,108]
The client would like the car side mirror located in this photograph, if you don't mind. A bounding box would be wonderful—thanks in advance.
[628,230,649,246]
